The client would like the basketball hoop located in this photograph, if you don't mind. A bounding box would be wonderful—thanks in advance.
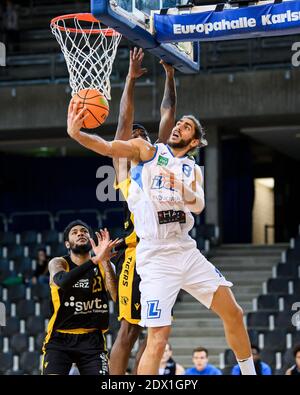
[51,13,122,99]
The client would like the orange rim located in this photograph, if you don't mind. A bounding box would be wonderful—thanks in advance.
[50,13,121,35]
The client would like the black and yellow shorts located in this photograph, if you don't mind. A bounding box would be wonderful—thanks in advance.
[42,330,108,375]
[115,245,141,324]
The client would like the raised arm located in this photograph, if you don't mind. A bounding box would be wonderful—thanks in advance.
[113,48,147,180]
[157,61,176,144]
[114,48,147,142]
[89,229,119,302]
[101,260,117,302]
[67,100,155,163]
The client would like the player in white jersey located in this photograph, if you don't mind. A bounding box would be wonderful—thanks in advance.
[67,100,256,376]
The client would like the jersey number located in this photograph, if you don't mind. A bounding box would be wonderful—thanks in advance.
[92,276,102,293]
[182,164,192,177]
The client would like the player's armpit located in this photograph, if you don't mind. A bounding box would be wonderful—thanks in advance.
[113,157,129,186]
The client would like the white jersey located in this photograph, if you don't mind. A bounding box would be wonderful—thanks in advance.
[127,143,202,240]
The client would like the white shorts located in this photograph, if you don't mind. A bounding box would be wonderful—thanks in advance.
[136,237,233,327]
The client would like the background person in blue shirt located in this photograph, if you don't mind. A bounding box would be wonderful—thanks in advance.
[185,347,222,375]
[231,345,272,375]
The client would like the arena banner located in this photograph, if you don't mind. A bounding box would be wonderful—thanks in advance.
[154,0,300,42]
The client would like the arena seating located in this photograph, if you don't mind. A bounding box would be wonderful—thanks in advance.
[222,232,300,375]
[1,224,299,374]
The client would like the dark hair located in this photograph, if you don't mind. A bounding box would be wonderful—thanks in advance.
[132,123,148,133]
[63,220,91,242]
[293,344,300,357]
[193,347,208,357]
[183,115,208,148]
[251,345,260,354]
[132,123,151,143]
[132,123,149,137]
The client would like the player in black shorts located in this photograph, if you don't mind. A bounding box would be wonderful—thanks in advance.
[109,48,176,374]
[42,220,119,375]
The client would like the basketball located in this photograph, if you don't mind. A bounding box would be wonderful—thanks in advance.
[73,88,109,129]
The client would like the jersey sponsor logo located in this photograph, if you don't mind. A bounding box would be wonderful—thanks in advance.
[157,155,169,166]
[134,303,140,311]
[121,296,129,306]
[74,279,89,288]
[147,300,161,319]
[64,296,108,314]
[151,175,175,191]
[158,210,186,224]
[154,194,181,203]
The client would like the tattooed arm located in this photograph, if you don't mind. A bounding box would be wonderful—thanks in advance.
[157,61,177,144]
[101,260,117,302]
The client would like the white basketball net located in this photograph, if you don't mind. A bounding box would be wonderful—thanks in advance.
[51,15,122,100]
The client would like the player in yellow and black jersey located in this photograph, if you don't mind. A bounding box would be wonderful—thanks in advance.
[109,48,176,374]
[114,176,140,323]
[42,220,119,375]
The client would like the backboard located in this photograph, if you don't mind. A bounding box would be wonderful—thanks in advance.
[91,0,200,73]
